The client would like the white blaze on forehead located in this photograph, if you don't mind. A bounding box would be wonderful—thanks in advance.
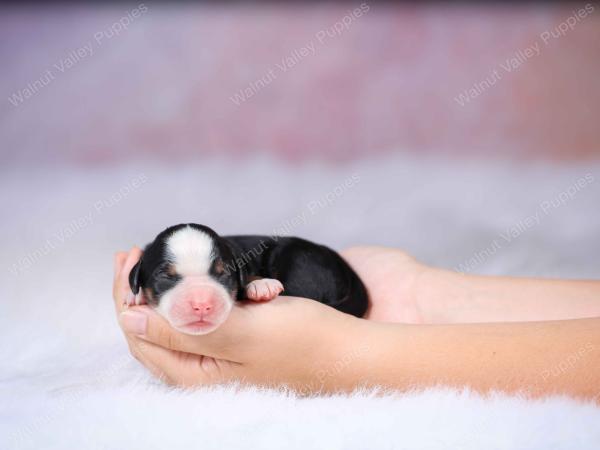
[166,226,214,276]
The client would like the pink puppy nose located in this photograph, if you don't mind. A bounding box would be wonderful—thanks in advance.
[170,285,226,329]
[190,300,213,313]
[169,283,231,333]
[183,290,219,319]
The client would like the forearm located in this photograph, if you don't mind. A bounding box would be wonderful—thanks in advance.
[342,316,600,400]
[418,267,600,323]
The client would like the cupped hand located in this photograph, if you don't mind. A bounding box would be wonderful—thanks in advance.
[340,246,428,323]
[113,248,364,390]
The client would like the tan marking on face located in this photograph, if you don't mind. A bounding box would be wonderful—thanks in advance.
[143,287,156,304]
[167,264,178,277]
[214,259,225,275]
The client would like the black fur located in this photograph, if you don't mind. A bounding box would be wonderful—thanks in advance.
[129,224,368,317]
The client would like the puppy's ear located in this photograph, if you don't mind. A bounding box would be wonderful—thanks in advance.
[129,259,143,295]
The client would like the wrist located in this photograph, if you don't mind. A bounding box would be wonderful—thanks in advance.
[315,315,407,393]
[344,318,415,391]
[300,312,377,394]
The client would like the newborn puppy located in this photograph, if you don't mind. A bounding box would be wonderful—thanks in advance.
[128,223,368,334]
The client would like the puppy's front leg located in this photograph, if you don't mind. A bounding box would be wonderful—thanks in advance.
[124,292,147,307]
[245,278,284,302]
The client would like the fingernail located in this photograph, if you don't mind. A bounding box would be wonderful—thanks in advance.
[120,310,148,336]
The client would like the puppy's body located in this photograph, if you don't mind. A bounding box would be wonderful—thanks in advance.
[225,235,368,317]
[129,224,368,334]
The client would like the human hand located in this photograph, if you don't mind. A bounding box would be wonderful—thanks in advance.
[114,247,600,399]
[341,246,428,323]
[113,248,367,390]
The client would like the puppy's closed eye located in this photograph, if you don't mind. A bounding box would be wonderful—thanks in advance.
[152,265,179,292]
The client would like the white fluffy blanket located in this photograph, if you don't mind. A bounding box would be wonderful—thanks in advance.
[1,156,599,449]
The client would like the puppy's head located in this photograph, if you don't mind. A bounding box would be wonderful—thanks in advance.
[129,224,245,335]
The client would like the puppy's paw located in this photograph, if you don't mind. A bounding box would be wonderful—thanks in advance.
[124,292,135,307]
[246,279,284,302]
[135,293,146,306]
[124,292,146,307]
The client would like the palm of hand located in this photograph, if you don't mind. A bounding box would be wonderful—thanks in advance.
[341,246,426,324]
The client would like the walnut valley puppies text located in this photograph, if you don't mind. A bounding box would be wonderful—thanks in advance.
[273,174,361,236]
[455,174,595,273]
[8,174,148,276]
[454,3,595,106]
[7,4,148,108]
[229,3,370,106]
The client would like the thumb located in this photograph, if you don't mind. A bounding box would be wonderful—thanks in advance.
[119,305,245,361]
[131,337,243,387]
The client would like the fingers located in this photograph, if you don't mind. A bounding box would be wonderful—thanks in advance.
[125,336,175,384]
[128,337,182,385]
[113,247,143,313]
[121,246,143,299]
[114,251,128,278]
[119,305,243,362]
[128,336,240,387]
[112,251,128,302]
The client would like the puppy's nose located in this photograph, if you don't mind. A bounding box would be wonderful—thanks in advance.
[184,292,219,319]
[190,300,213,313]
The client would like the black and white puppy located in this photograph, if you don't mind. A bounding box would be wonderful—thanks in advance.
[127,223,368,335]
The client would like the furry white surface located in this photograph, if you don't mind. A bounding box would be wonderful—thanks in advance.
[1,155,599,450]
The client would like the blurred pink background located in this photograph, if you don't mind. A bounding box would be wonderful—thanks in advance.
[1,2,599,165]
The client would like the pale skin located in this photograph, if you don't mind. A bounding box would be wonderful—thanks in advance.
[113,246,600,400]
